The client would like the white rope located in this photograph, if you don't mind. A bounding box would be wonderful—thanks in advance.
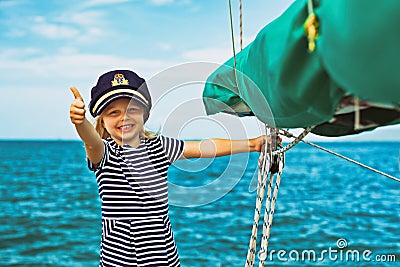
[228,0,237,69]
[239,0,243,51]
[307,0,314,14]
[271,126,314,155]
[245,146,270,266]
[280,129,400,183]
[304,140,400,182]
[258,154,284,267]
[246,127,285,267]
[246,124,398,266]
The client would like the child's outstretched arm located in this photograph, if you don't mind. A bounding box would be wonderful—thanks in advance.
[181,136,266,159]
[69,87,104,166]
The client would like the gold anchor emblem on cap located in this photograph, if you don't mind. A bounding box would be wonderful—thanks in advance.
[111,73,129,86]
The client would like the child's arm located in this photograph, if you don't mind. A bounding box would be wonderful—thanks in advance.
[70,87,104,166]
[181,136,266,159]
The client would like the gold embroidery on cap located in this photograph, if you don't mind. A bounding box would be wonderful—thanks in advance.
[111,73,129,87]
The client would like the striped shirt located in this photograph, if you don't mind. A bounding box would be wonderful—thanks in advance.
[89,135,184,267]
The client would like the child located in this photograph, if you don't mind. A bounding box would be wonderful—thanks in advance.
[69,69,266,267]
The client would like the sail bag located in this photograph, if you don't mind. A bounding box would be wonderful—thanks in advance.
[203,0,400,136]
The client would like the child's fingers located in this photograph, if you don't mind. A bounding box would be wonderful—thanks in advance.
[70,104,86,115]
[71,98,85,109]
[70,86,85,109]
[71,118,84,125]
[70,106,86,125]
[70,96,86,124]
[70,86,84,101]
[70,113,84,124]
[69,87,86,125]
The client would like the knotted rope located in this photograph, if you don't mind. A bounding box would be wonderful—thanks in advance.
[258,154,284,266]
[245,127,284,267]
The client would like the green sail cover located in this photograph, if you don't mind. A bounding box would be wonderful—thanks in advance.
[203,0,400,136]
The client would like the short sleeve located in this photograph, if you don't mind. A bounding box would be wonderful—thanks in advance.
[87,140,108,171]
[159,135,185,164]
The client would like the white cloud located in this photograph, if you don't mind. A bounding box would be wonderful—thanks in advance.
[0,0,20,8]
[0,49,182,139]
[32,16,45,23]
[80,0,130,9]
[0,49,179,87]
[26,12,106,43]
[5,28,26,38]
[156,43,173,51]
[56,11,105,27]
[182,47,232,63]
[31,22,80,40]
[149,0,174,6]
[179,0,192,5]
[58,46,80,54]
[0,47,41,58]
[148,0,194,6]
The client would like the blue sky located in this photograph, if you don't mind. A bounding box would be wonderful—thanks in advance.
[0,0,399,141]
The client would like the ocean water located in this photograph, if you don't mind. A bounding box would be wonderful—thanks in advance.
[0,141,399,267]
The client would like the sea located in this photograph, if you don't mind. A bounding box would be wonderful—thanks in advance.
[0,141,399,267]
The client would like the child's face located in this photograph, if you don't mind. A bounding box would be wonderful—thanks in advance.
[101,98,145,146]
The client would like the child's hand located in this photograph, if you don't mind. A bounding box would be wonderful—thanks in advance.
[253,135,267,152]
[254,135,282,152]
[257,134,282,168]
[70,86,86,125]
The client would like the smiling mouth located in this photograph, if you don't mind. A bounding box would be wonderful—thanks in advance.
[118,124,134,131]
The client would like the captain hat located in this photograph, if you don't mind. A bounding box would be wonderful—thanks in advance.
[88,70,152,118]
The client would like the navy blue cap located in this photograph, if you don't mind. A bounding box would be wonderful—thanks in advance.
[88,70,152,117]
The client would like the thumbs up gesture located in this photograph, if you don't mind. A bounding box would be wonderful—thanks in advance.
[70,86,86,125]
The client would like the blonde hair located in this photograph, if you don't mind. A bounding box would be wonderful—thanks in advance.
[94,111,157,140]
[94,115,111,139]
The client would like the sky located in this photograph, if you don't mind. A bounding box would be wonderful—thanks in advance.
[0,0,399,141]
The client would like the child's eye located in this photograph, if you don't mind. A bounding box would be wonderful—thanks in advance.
[128,107,139,113]
[108,110,119,115]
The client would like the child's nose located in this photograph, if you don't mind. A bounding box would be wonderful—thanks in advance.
[121,112,131,121]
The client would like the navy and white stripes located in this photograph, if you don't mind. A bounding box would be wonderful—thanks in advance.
[89,135,184,266]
